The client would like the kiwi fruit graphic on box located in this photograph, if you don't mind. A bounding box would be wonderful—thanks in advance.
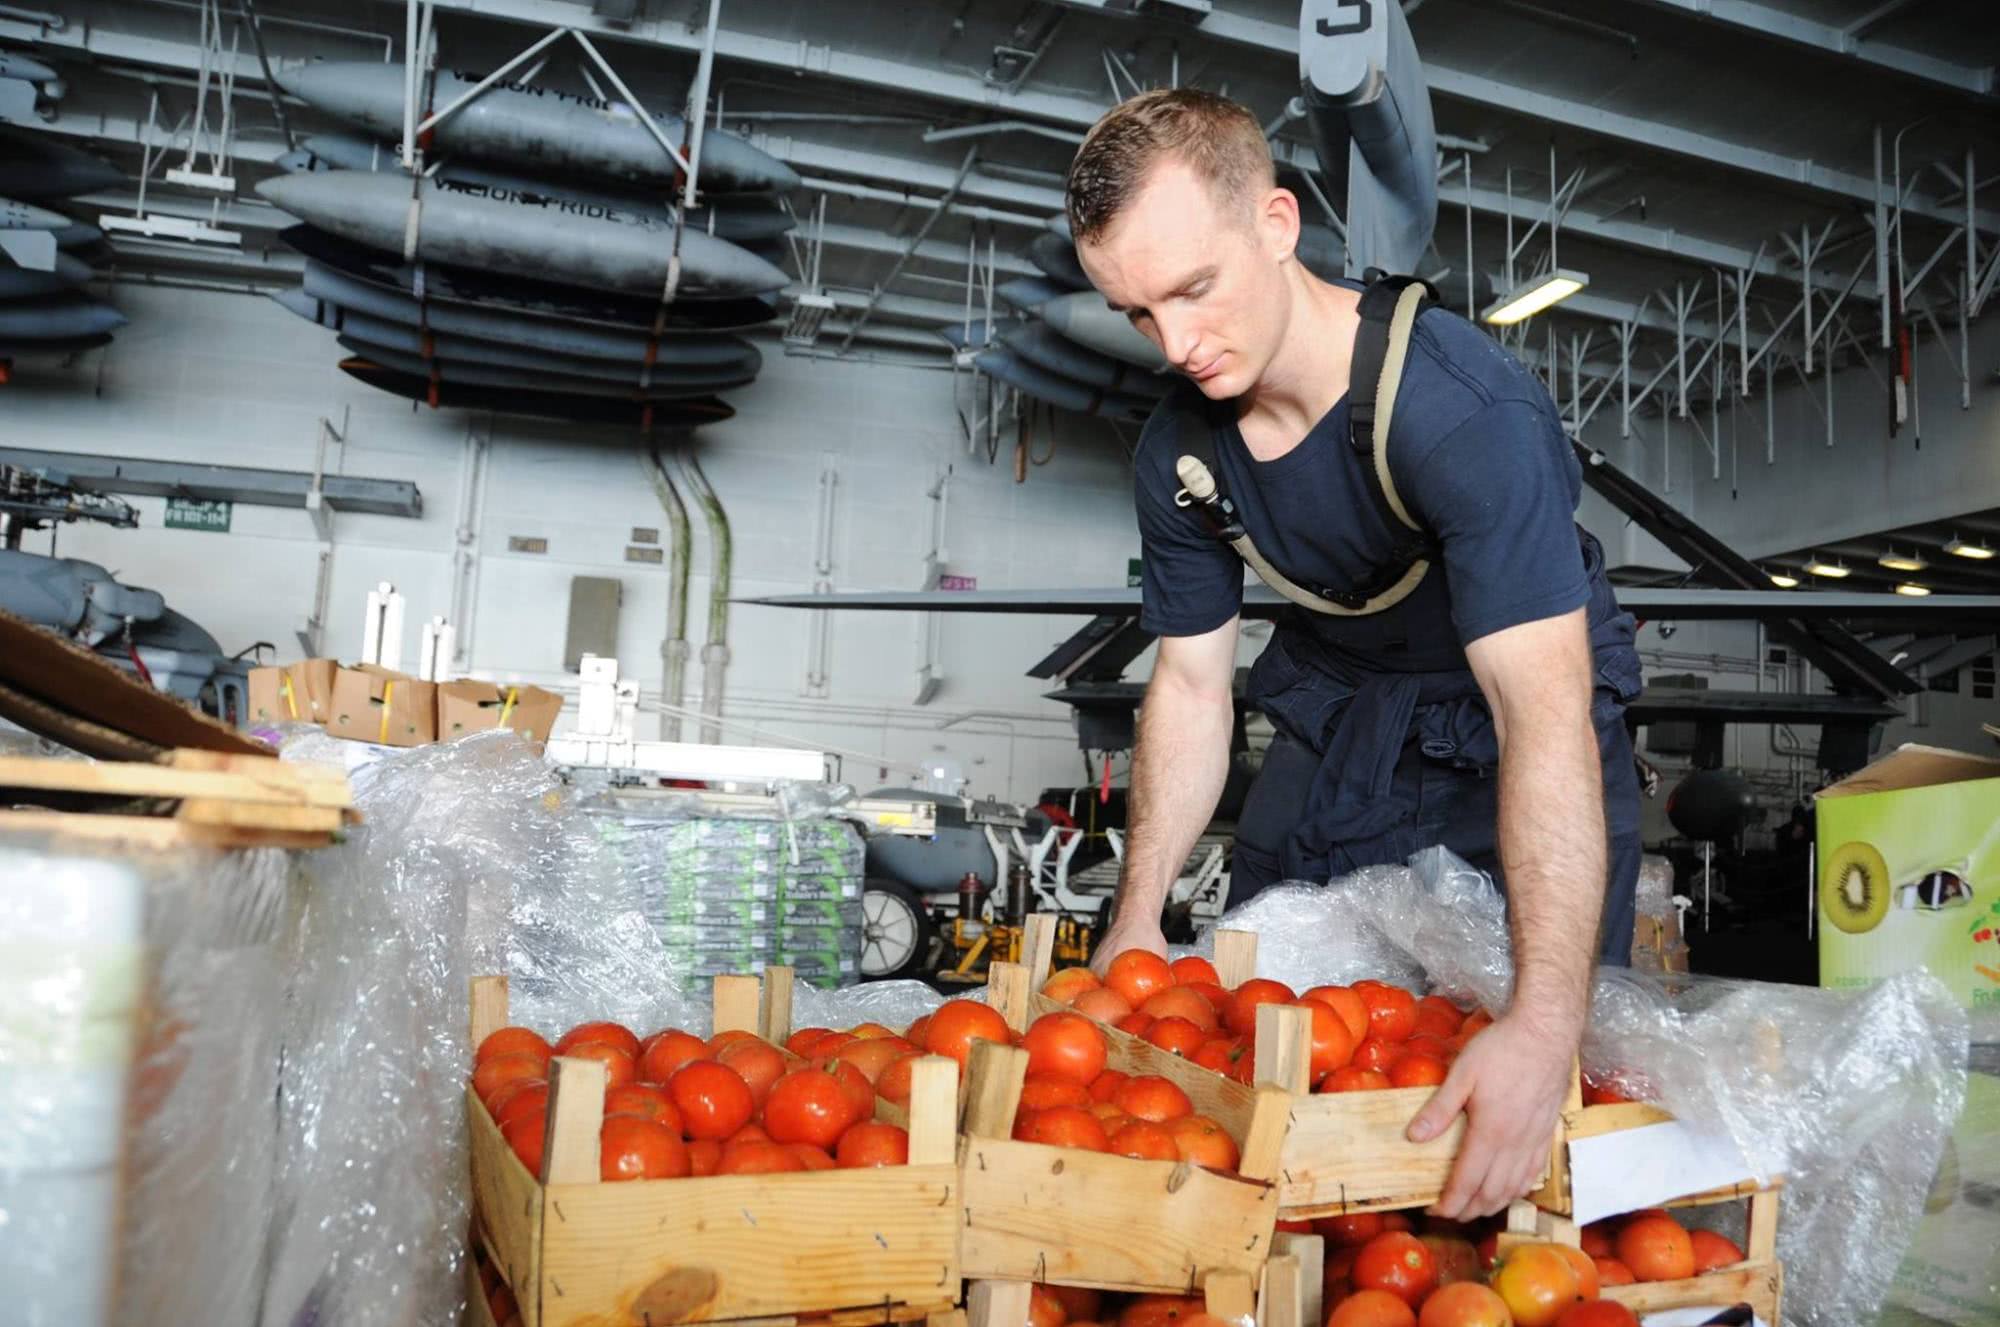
[1815,745,2000,1019]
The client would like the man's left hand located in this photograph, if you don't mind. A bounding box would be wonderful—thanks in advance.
[1406,1013,1575,1219]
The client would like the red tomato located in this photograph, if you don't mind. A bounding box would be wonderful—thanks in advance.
[556,1041,636,1092]
[1358,986,1418,1042]
[1300,1000,1358,1083]
[923,999,1012,1068]
[600,1114,689,1181]
[1021,1074,1094,1112]
[476,1027,552,1067]
[1022,1011,1111,1085]
[667,1059,755,1141]
[834,1120,909,1167]
[1388,1053,1449,1088]
[502,1107,548,1177]
[1088,1069,1129,1102]
[555,1021,641,1060]
[1109,1119,1181,1161]
[604,1083,683,1133]
[637,1030,711,1086]
[1222,978,1298,1036]
[474,1052,547,1110]
[786,1142,837,1170]
[1018,1105,1111,1152]
[1351,1232,1439,1307]
[765,1064,862,1148]
[1319,1067,1392,1092]
[1168,955,1219,986]
[715,1140,803,1174]
[1143,1016,1208,1057]
[717,1037,788,1106]
[809,1054,877,1122]
[1111,1074,1194,1123]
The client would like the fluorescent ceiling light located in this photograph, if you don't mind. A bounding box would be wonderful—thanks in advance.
[1767,570,1800,588]
[1895,582,1932,597]
[1482,269,1590,326]
[1804,557,1851,578]
[1877,549,1927,572]
[1944,535,1995,560]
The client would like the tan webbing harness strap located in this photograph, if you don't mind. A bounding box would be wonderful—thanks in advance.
[1371,281,1428,533]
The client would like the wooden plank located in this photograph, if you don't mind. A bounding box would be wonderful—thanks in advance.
[0,754,357,809]
[1212,930,1258,990]
[1562,1101,1676,1140]
[926,1311,969,1327]
[966,1280,1032,1327]
[961,1040,1029,1139]
[713,974,763,1038]
[542,1056,607,1186]
[905,1055,959,1167]
[1601,1261,1782,1321]
[1275,1090,1467,1213]
[1257,1254,1302,1327]
[467,1251,503,1327]
[958,1137,1278,1292]
[986,962,1034,1035]
[1746,1187,1780,1264]
[1203,1269,1255,1323]
[1665,1177,1784,1209]
[471,976,510,1048]
[176,797,346,832]
[0,808,331,850]
[1236,1088,1290,1185]
[1252,1005,1312,1096]
[539,1167,961,1327]
[465,1089,543,1327]
[762,966,796,1044]
[1022,914,1059,989]
[1270,1234,1322,1327]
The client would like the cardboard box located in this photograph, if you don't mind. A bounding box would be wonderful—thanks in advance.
[246,659,337,726]
[325,664,437,748]
[435,680,562,752]
[1816,744,2000,1021]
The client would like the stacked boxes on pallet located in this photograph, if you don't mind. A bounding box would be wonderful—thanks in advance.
[601,813,867,986]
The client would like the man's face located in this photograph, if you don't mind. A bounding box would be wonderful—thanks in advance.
[1076,158,1293,400]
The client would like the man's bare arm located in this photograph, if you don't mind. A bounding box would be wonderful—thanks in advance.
[1090,616,1241,972]
[1410,606,1604,1217]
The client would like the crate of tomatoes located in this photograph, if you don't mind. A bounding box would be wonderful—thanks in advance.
[1014,918,1510,1218]
[953,958,1291,1297]
[464,968,963,1327]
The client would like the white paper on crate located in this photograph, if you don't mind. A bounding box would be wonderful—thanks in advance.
[1567,1119,1759,1226]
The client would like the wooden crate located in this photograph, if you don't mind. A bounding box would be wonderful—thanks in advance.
[1500,1187,1784,1325]
[0,748,359,850]
[1012,918,1508,1217]
[966,958,1287,1295]
[466,973,963,1327]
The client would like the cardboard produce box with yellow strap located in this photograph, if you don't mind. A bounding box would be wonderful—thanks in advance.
[326,664,438,748]
[436,680,562,753]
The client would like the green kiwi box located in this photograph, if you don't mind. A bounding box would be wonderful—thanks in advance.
[1815,744,2000,1025]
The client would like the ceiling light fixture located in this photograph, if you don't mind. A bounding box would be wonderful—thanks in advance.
[1877,548,1928,572]
[1895,582,1932,597]
[1482,269,1591,325]
[1945,535,1995,560]
[1767,569,1800,588]
[1804,556,1851,579]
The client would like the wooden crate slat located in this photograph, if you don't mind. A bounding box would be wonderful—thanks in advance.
[0,753,355,809]
[1269,1234,1322,1327]
[538,1167,961,1327]
[0,807,333,850]
[1602,1261,1783,1323]
[466,1091,545,1327]
[1202,1269,1256,1322]
[958,1137,1278,1292]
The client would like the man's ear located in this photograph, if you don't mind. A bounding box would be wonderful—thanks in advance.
[1258,186,1302,263]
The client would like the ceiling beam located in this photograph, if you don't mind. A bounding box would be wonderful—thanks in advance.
[29,10,1906,315]
[1621,0,1993,98]
[1077,1,1996,233]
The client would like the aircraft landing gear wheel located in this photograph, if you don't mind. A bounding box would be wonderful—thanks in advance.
[860,879,934,981]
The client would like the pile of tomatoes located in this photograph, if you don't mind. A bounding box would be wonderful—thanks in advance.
[1012,1005,1242,1168]
[469,1002,1001,1181]
[1311,1205,1745,1327]
[1043,952,1490,1092]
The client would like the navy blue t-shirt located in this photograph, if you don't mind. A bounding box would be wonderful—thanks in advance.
[1134,295,1594,668]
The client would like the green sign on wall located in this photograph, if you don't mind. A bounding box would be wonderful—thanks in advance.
[164,497,232,533]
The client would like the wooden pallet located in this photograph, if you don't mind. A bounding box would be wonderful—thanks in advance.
[0,748,358,849]
[467,974,963,1327]
[967,955,1286,1297]
[1010,918,1509,1218]
[1500,1188,1784,1325]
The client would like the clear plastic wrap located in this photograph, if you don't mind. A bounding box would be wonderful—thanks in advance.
[1210,852,1971,1327]
[0,833,298,1327]
[260,730,695,1327]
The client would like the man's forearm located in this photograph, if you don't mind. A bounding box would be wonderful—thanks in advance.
[1495,700,1604,1040]
[1114,677,1235,922]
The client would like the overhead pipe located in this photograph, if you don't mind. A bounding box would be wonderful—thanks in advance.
[922,120,1084,147]
[678,448,732,745]
[644,443,693,742]
[797,175,1047,231]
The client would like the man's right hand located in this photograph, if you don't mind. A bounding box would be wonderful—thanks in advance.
[1088,914,1168,976]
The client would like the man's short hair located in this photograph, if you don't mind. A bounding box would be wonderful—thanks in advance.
[1065,88,1276,245]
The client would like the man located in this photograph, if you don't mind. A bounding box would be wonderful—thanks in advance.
[1070,89,1644,1220]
